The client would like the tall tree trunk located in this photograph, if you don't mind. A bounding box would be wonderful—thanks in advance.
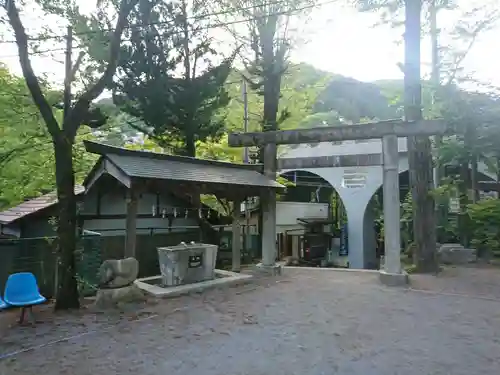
[457,125,475,246]
[256,17,283,259]
[405,0,438,273]
[54,138,79,310]
[467,127,479,204]
[429,0,448,242]
[185,134,196,158]
[257,74,280,260]
[470,153,479,203]
[496,155,500,195]
[7,0,138,311]
[180,0,191,82]
[458,159,470,247]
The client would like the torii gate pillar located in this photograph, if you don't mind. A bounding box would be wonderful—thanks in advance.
[229,119,447,284]
[261,144,280,273]
[379,134,408,285]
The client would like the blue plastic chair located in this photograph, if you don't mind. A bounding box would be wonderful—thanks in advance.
[0,296,7,310]
[4,272,46,324]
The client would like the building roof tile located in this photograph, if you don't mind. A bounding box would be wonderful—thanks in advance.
[84,141,283,190]
[0,186,85,225]
[106,153,281,189]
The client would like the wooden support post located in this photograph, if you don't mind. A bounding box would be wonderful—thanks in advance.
[261,143,277,267]
[232,198,242,272]
[282,231,288,258]
[292,235,299,259]
[125,188,138,258]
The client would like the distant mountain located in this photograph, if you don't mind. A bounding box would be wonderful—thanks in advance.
[223,63,404,132]
[313,76,399,122]
[96,63,440,141]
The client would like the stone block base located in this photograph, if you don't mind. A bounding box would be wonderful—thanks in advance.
[379,270,409,287]
[282,256,300,266]
[94,284,146,309]
[254,263,283,276]
[438,243,477,265]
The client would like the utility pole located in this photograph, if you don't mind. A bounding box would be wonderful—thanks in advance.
[243,79,249,163]
[64,26,73,120]
[242,79,251,259]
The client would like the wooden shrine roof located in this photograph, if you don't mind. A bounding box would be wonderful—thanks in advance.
[83,141,283,197]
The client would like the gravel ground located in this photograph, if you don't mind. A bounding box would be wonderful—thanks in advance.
[1,267,500,375]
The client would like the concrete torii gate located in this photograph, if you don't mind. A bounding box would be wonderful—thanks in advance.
[229,119,447,285]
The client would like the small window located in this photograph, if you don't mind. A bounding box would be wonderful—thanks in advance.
[341,169,367,188]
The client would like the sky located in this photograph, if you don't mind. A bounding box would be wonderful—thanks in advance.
[294,1,499,87]
[0,0,498,89]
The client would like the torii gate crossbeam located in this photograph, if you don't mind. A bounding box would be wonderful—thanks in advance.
[229,119,448,285]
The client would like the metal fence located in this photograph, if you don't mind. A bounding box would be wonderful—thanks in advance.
[0,228,259,300]
[0,232,102,299]
[98,230,201,277]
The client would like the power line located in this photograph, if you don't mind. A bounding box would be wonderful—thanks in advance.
[0,0,333,45]
[0,2,339,147]
[0,0,335,59]
[0,47,72,59]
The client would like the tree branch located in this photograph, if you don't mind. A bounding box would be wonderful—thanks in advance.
[66,0,139,139]
[444,24,483,86]
[6,1,61,139]
[65,51,85,86]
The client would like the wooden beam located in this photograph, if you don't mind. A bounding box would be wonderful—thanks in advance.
[84,157,131,192]
[84,158,106,191]
[124,187,138,258]
[105,159,132,188]
[478,181,500,192]
[228,119,448,147]
[278,152,409,170]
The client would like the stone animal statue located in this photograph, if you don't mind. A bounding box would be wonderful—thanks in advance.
[98,257,139,289]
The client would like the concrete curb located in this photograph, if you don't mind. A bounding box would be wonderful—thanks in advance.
[254,263,284,275]
[135,270,253,299]
[283,266,380,274]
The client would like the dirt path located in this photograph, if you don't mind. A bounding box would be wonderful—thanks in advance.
[1,268,499,375]
[410,264,500,300]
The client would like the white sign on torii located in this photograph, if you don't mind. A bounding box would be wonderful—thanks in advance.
[229,119,447,284]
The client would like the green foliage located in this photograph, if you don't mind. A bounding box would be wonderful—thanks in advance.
[0,64,55,208]
[298,111,344,128]
[0,64,98,210]
[196,134,244,162]
[314,75,397,122]
[112,0,233,157]
[467,199,500,257]
[221,64,330,134]
[400,191,413,248]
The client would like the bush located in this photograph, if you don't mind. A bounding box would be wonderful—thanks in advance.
[467,198,500,258]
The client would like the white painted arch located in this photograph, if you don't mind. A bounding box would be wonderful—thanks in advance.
[280,161,408,269]
[278,138,495,269]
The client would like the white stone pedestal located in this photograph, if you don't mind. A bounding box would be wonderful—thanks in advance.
[254,263,283,276]
[379,270,409,287]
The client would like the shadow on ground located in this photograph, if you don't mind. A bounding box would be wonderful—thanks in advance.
[1,267,499,375]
